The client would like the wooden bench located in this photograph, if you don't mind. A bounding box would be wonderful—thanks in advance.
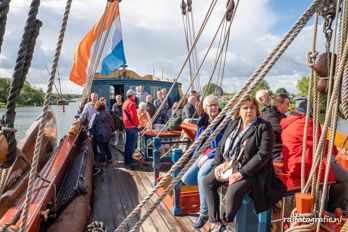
[230,166,335,232]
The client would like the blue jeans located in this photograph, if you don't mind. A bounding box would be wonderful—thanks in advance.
[181,156,213,215]
[125,127,138,164]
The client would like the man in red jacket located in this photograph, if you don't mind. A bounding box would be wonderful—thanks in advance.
[123,89,140,167]
[281,97,348,213]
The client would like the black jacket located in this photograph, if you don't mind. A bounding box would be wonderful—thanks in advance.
[146,102,157,118]
[212,118,286,213]
[260,106,286,161]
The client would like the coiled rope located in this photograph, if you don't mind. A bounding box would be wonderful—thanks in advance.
[114,0,321,231]
[18,0,73,230]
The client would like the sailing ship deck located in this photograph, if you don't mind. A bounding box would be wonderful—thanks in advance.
[88,145,210,232]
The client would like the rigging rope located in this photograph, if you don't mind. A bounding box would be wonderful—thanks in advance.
[154,0,238,138]
[339,0,348,119]
[155,0,238,160]
[301,14,318,193]
[316,35,348,232]
[0,0,11,53]
[303,0,341,194]
[0,1,43,169]
[181,10,194,89]
[115,1,321,230]
[18,0,73,230]
[138,0,218,138]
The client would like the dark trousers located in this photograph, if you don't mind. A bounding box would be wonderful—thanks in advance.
[92,138,99,157]
[328,161,348,212]
[125,127,138,164]
[203,170,251,223]
[98,142,112,162]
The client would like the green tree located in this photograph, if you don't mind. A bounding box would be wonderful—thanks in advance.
[202,83,223,95]
[296,76,309,96]
[296,75,327,112]
[251,80,273,96]
[275,88,289,96]
[0,78,11,103]
[0,78,45,106]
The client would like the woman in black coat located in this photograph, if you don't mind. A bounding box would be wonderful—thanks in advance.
[203,96,286,232]
[111,95,125,145]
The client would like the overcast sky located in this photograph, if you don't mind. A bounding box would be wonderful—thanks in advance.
[0,0,329,95]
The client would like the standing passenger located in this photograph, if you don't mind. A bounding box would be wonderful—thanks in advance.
[111,95,125,146]
[79,92,101,175]
[89,101,114,167]
[161,88,173,108]
[123,89,140,167]
[137,85,149,103]
[145,95,156,118]
[154,90,169,124]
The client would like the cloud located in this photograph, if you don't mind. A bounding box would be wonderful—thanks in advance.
[0,0,327,96]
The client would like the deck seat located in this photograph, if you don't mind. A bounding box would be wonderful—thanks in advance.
[220,173,335,232]
[235,195,271,232]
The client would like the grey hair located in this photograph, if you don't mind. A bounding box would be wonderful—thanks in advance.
[255,89,269,103]
[146,95,153,102]
[139,102,147,110]
[203,94,219,112]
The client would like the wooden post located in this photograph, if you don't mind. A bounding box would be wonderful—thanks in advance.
[171,148,183,216]
[295,193,314,214]
[152,137,161,187]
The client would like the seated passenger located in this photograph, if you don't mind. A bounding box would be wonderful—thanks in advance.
[255,89,270,112]
[281,97,348,213]
[203,96,286,232]
[260,93,289,162]
[154,90,169,124]
[137,102,152,131]
[182,96,198,120]
[181,94,226,229]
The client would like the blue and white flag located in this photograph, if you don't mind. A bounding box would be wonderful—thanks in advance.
[101,9,126,75]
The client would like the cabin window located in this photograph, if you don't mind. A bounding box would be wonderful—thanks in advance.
[128,85,137,91]
[150,86,161,98]
[109,86,115,100]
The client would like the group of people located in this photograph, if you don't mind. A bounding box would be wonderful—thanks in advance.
[181,90,348,232]
[78,86,202,169]
[78,87,348,232]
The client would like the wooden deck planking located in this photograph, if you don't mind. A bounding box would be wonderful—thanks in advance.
[108,159,144,232]
[140,165,202,232]
[135,166,188,232]
[113,164,157,232]
[131,169,172,232]
[89,145,208,231]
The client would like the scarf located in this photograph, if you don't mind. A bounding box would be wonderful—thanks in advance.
[222,118,256,161]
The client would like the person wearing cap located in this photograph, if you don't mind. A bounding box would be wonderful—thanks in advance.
[122,89,140,167]
[260,93,289,162]
[281,97,348,214]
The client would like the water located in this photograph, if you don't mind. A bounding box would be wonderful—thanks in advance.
[0,101,80,141]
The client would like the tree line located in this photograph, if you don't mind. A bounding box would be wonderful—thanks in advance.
[0,77,80,107]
